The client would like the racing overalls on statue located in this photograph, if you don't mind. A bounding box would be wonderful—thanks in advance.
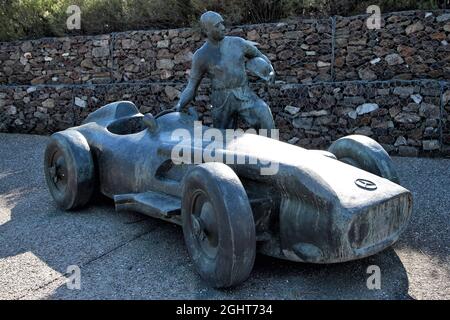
[210,85,275,130]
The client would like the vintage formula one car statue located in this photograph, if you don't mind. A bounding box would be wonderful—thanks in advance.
[44,101,412,288]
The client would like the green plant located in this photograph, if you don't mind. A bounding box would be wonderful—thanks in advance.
[0,0,72,41]
[0,0,448,42]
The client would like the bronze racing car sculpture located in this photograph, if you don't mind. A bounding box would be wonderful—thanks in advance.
[44,101,413,288]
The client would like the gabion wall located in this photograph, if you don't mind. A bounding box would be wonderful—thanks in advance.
[1,10,450,156]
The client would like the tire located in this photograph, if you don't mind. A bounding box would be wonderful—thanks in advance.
[328,135,400,184]
[181,163,256,288]
[44,130,95,210]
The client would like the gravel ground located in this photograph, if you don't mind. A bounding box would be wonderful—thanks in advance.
[0,133,448,300]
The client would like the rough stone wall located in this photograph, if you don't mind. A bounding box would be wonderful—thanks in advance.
[0,19,332,85]
[0,85,74,133]
[4,11,449,85]
[263,81,444,156]
[0,35,112,85]
[443,84,450,152]
[1,10,450,157]
[1,80,447,156]
[109,19,332,83]
[334,11,450,81]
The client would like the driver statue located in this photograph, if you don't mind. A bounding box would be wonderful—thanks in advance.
[174,11,276,130]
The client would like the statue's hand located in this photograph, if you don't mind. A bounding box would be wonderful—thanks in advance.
[174,103,182,112]
[187,106,199,120]
[267,70,276,85]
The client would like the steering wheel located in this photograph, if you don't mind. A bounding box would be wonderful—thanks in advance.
[154,106,198,120]
[154,108,178,119]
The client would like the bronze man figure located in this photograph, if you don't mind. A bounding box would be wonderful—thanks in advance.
[175,11,276,130]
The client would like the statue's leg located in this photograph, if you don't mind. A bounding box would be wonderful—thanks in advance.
[240,98,275,130]
[212,94,238,129]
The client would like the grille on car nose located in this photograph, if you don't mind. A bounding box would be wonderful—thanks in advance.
[348,193,412,250]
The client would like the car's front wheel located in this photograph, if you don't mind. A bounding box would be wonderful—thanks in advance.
[328,134,400,184]
[44,130,95,210]
[181,163,256,288]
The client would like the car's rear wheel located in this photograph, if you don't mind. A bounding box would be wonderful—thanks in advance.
[44,130,95,210]
[181,163,256,288]
[328,134,400,184]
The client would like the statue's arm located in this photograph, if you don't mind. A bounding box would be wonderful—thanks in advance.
[175,53,205,111]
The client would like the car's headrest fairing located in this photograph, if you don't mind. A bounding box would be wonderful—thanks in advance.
[82,101,141,126]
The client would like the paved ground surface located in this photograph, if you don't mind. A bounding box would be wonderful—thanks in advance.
[0,133,448,300]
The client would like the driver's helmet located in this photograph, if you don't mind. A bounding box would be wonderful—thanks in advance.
[246,57,273,81]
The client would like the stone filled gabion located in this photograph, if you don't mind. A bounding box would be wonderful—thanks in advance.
[334,11,450,81]
[1,10,450,156]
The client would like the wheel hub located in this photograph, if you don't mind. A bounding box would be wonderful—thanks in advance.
[191,194,219,258]
[192,216,206,241]
[48,155,67,186]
